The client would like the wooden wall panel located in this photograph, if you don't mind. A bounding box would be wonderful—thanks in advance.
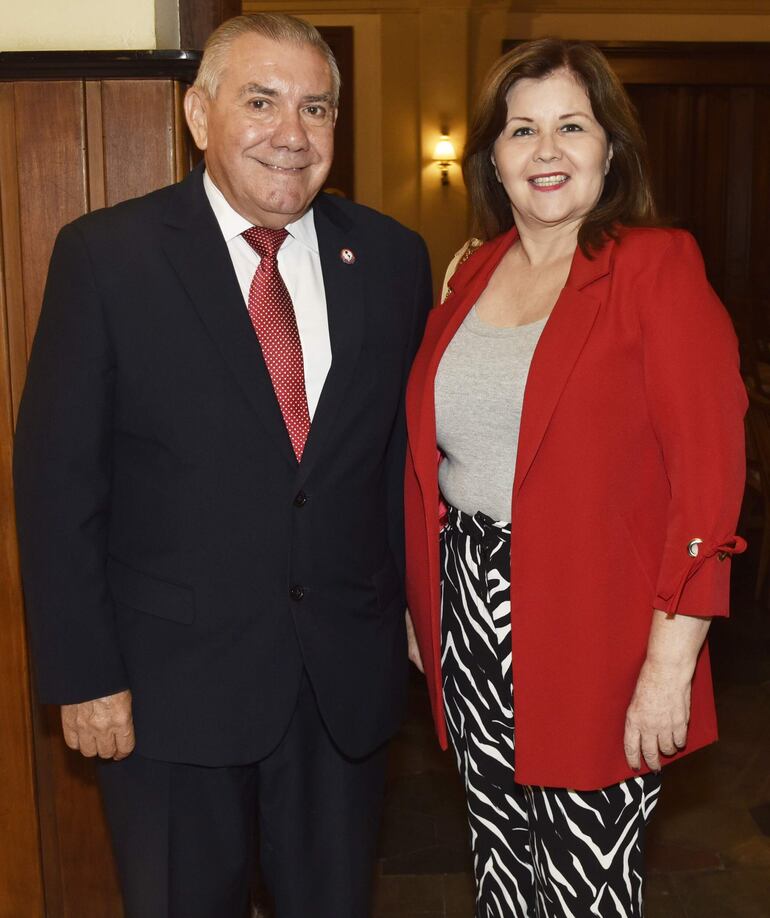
[750,88,770,312]
[101,81,177,206]
[0,245,44,918]
[625,80,768,313]
[0,89,45,918]
[180,0,242,50]
[0,66,196,918]
[13,82,89,355]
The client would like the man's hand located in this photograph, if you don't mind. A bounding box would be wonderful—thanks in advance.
[405,609,424,673]
[61,689,135,760]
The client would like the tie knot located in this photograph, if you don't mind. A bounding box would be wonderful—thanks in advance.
[242,226,289,259]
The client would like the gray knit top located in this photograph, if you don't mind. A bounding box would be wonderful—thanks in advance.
[435,306,547,523]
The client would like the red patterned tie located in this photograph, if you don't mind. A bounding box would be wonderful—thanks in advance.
[242,226,311,461]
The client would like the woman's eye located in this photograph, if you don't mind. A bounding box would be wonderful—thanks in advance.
[561,123,584,132]
[512,126,534,137]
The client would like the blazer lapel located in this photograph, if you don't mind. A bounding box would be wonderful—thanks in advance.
[512,238,615,496]
[160,167,297,467]
[295,194,364,480]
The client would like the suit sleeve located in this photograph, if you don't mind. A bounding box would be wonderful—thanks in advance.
[639,231,747,618]
[13,222,128,704]
[386,233,433,582]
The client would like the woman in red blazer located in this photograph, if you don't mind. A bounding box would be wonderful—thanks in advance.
[404,39,746,917]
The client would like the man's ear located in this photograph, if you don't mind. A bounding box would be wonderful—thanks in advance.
[184,87,209,152]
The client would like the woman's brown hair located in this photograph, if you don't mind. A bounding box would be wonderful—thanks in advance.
[463,38,658,255]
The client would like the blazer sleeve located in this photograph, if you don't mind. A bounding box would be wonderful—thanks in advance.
[639,231,747,617]
[13,222,128,704]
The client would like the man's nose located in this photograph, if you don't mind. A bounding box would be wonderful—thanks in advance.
[270,108,310,151]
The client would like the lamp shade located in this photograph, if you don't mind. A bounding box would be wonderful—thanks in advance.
[433,136,456,162]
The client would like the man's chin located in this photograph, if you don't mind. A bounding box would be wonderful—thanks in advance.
[244,196,312,228]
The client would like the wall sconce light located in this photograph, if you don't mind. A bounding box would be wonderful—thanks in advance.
[433,133,457,186]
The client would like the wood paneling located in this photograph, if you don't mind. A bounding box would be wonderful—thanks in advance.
[180,0,242,49]
[101,81,177,205]
[623,76,770,315]
[600,42,770,85]
[0,86,45,918]
[13,82,89,350]
[0,62,196,918]
[618,45,770,354]
[319,27,355,199]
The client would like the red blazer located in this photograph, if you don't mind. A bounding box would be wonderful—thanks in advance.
[405,226,747,790]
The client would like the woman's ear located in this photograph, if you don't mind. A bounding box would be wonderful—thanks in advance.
[491,153,502,183]
[604,142,614,176]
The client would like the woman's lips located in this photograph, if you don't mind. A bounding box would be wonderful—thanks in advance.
[528,173,569,191]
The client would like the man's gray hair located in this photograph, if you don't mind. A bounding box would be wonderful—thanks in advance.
[194,13,341,106]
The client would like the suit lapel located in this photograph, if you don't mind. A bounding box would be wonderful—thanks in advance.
[296,194,364,481]
[160,167,297,467]
[512,238,615,496]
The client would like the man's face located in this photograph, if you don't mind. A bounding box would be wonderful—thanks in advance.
[185,33,336,228]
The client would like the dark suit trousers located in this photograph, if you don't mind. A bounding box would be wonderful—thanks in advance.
[98,674,388,918]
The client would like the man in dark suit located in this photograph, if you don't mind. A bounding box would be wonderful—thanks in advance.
[13,13,431,918]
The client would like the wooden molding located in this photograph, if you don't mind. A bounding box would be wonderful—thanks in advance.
[502,40,770,84]
[0,51,201,82]
[507,0,770,12]
[243,0,770,12]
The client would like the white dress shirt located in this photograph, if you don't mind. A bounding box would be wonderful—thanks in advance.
[203,170,332,419]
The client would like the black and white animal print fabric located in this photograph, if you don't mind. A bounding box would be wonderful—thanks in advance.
[440,505,662,918]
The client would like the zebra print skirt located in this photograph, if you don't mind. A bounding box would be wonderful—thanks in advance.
[440,505,661,918]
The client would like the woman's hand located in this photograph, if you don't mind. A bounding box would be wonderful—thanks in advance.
[624,658,691,771]
[623,609,711,771]
[405,609,424,673]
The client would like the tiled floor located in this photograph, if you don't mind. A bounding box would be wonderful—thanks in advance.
[372,548,770,917]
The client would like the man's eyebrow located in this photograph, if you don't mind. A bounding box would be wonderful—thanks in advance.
[304,92,334,104]
[238,83,279,98]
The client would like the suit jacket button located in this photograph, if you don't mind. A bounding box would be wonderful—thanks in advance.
[294,491,308,507]
[289,585,304,601]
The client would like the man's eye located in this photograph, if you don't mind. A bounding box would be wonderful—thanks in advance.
[249,99,269,110]
[304,105,327,119]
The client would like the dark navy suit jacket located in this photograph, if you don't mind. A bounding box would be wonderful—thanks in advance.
[14,164,432,765]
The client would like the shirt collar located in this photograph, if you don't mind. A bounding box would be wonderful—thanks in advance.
[203,169,319,254]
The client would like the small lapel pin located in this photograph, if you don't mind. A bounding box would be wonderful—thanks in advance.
[340,248,356,265]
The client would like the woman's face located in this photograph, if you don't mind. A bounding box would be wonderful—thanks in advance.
[492,68,612,234]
